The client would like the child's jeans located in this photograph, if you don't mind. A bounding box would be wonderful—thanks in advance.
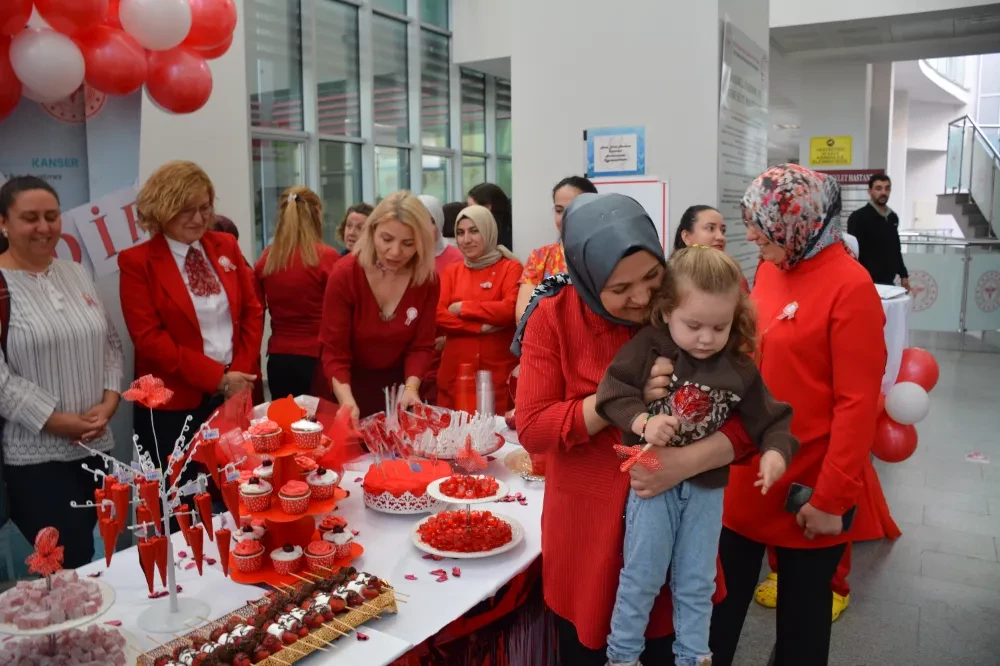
[606,482,725,666]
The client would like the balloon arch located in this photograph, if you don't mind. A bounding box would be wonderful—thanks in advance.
[0,0,237,121]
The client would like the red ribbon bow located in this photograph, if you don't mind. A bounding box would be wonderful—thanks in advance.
[613,445,663,472]
[25,527,64,577]
[456,435,488,472]
[123,375,174,409]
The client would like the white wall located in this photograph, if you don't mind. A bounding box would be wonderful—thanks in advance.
[452,0,511,67]
[770,0,999,27]
[906,150,960,234]
[138,0,255,260]
[889,90,909,222]
[907,100,961,151]
[798,61,872,169]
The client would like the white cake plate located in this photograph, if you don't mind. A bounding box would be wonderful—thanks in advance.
[0,578,116,637]
[411,512,525,559]
[426,476,509,505]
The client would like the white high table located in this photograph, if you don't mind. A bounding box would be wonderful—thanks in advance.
[881,295,911,394]
[71,427,542,665]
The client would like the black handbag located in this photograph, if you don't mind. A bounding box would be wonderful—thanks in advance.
[0,270,10,529]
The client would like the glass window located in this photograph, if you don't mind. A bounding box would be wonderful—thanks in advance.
[319,141,363,249]
[372,15,409,144]
[496,79,511,157]
[252,139,305,255]
[462,156,486,197]
[498,158,512,200]
[246,0,304,131]
[981,54,1000,96]
[372,0,405,14]
[375,146,411,200]
[315,1,360,137]
[421,30,450,148]
[420,0,448,28]
[421,153,451,202]
[461,69,486,153]
[980,95,1000,126]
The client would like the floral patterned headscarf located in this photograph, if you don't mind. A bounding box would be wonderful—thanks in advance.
[740,164,844,270]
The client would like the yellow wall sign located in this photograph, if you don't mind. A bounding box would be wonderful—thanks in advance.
[809,136,853,166]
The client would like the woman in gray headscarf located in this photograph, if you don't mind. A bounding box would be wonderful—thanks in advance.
[417,194,462,274]
[514,193,756,665]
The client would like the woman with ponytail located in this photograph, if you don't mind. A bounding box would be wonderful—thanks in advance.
[254,186,340,400]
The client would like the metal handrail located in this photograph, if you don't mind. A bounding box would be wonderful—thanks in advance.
[948,114,1000,165]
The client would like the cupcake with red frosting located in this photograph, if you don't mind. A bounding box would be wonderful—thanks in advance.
[248,419,283,453]
[270,543,303,575]
[278,480,311,514]
[317,514,347,538]
[233,540,265,573]
[295,455,318,479]
[323,524,355,559]
[304,540,336,572]
[306,467,340,500]
[240,477,272,512]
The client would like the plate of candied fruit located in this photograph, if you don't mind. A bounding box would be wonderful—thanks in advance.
[426,475,508,505]
[412,510,522,559]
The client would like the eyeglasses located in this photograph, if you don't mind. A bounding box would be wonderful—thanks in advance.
[177,202,214,223]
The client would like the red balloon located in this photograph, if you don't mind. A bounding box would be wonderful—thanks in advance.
[146,48,212,114]
[871,412,918,463]
[895,347,939,392]
[876,392,886,415]
[35,0,109,36]
[0,36,22,122]
[192,32,232,60]
[105,0,122,29]
[184,0,237,50]
[76,25,146,95]
[0,0,31,36]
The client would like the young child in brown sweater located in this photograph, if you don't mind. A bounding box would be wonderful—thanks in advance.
[596,246,798,666]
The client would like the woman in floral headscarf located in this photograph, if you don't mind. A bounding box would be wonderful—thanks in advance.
[709,164,887,666]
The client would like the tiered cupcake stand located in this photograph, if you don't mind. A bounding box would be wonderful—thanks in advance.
[229,431,362,586]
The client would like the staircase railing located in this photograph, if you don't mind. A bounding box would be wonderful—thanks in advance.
[945,116,1000,236]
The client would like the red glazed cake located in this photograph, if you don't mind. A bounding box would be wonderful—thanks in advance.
[304,540,336,572]
[278,480,311,515]
[233,540,264,573]
[362,459,451,514]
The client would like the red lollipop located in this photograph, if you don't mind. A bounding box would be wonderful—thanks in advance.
[669,384,712,425]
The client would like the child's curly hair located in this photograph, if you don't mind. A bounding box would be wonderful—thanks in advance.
[651,245,757,361]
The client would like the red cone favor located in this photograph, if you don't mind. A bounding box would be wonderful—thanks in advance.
[98,517,117,566]
[220,478,241,521]
[215,528,231,577]
[137,539,156,593]
[194,493,214,541]
[150,535,168,586]
[138,481,163,529]
[187,525,205,575]
[111,483,130,532]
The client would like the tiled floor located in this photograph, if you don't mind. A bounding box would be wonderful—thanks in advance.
[733,332,1000,665]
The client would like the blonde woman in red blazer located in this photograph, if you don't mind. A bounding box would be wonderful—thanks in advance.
[119,161,264,479]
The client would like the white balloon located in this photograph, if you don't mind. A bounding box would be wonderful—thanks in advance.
[120,0,192,51]
[9,29,84,104]
[885,381,930,425]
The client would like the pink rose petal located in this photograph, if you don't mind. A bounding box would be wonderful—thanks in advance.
[435,575,448,582]
[421,554,435,560]
[177,551,188,559]
[451,567,461,577]
[515,493,524,499]
[354,477,363,483]
[104,620,122,626]
[176,585,183,593]
[429,568,446,576]
[184,562,197,570]
[356,632,369,641]
[148,590,169,599]
[486,456,497,462]
[86,571,102,578]
[205,557,217,566]
[404,574,417,580]
[351,529,360,536]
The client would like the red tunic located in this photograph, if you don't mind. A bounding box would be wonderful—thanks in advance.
[436,258,522,412]
[517,286,734,649]
[722,244,888,549]
[254,244,340,357]
[319,255,440,418]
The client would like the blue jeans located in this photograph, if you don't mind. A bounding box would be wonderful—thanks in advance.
[607,483,725,666]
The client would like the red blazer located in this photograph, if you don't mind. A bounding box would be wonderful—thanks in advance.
[118,231,265,411]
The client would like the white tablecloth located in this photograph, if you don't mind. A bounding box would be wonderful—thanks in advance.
[67,424,541,665]
[882,296,910,394]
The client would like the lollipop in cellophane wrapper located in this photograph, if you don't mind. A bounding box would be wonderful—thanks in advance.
[668,384,713,428]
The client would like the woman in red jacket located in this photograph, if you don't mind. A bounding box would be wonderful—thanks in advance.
[254,186,340,400]
[319,191,439,420]
[708,165,887,666]
[514,193,755,665]
[437,205,521,412]
[119,161,264,474]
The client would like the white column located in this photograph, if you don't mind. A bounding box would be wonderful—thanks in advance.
[889,90,910,225]
[868,62,895,170]
[510,0,768,258]
[798,61,872,170]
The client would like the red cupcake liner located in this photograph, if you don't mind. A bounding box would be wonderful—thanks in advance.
[279,492,311,515]
[308,482,336,501]
[334,541,354,559]
[234,551,263,573]
[305,551,336,573]
[292,430,322,449]
[241,491,272,512]
[250,431,283,453]
[271,554,302,575]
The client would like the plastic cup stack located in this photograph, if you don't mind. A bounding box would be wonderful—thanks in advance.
[476,370,495,417]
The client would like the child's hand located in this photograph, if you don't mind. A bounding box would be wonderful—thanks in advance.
[644,414,679,447]
[754,450,786,495]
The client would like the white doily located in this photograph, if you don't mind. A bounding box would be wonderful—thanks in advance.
[363,490,444,514]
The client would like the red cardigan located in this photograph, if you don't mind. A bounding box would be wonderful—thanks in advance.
[516,286,755,649]
[721,244,887,549]
[254,244,340,357]
[118,231,265,411]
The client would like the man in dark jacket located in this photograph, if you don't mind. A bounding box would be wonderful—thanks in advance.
[846,174,909,290]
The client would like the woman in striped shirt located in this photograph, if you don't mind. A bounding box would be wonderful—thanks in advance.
[0,176,124,567]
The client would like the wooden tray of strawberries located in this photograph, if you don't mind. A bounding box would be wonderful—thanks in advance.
[136,566,398,665]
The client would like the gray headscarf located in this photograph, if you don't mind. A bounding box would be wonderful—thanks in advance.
[511,193,664,356]
[417,194,448,257]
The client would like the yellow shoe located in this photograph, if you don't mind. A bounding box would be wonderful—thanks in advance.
[753,572,778,608]
[832,592,850,622]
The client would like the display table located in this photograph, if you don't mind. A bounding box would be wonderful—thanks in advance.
[881,295,910,394]
[65,424,542,665]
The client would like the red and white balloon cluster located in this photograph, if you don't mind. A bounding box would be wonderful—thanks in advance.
[871,347,940,464]
[0,0,236,121]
